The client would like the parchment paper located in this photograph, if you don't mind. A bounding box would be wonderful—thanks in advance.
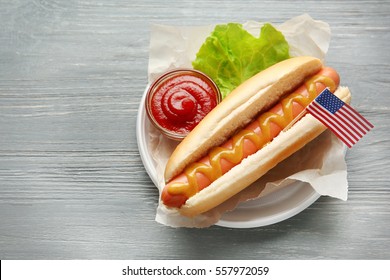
[146,14,348,228]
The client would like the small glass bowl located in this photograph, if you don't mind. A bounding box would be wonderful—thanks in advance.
[145,69,221,141]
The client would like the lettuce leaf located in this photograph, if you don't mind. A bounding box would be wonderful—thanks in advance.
[192,23,290,98]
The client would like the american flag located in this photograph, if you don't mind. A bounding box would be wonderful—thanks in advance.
[306,88,373,148]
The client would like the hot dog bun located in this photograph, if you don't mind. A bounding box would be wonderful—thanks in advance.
[179,86,351,216]
[165,56,324,182]
[163,56,351,217]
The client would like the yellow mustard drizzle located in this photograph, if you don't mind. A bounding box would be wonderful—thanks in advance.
[167,75,336,198]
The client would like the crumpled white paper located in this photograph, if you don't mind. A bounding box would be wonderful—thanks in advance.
[147,14,348,228]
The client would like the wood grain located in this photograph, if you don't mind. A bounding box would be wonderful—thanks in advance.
[0,0,389,259]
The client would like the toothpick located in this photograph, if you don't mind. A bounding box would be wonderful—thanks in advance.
[283,109,307,132]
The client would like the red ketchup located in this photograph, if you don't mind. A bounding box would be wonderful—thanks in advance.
[146,69,221,140]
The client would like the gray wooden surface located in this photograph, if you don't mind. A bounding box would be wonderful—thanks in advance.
[0,0,389,259]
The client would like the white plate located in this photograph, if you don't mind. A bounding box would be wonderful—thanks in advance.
[136,87,320,228]
[216,182,320,228]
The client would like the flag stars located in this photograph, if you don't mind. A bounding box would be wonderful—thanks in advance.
[316,89,345,114]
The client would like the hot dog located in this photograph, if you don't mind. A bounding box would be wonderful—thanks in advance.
[161,56,352,217]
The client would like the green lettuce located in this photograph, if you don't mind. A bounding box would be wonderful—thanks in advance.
[192,23,290,98]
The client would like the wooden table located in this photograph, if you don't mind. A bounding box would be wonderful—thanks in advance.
[1,0,389,259]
